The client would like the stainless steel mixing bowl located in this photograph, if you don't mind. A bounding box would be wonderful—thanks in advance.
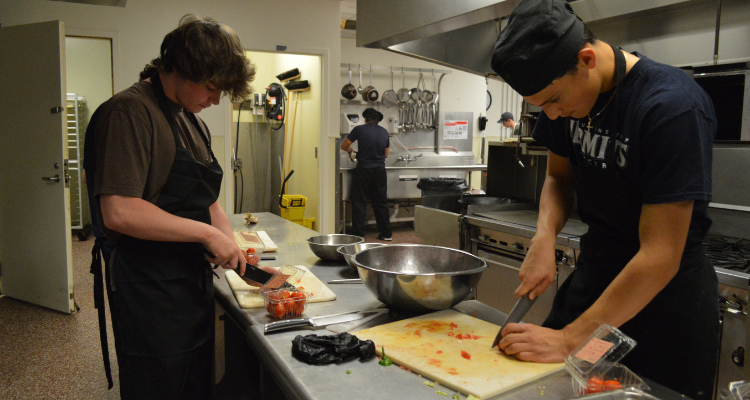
[337,242,385,269]
[307,234,364,261]
[351,244,488,312]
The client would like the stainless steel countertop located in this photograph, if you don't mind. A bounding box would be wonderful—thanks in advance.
[213,213,683,400]
[340,164,487,171]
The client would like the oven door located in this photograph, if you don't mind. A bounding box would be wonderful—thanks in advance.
[475,247,556,325]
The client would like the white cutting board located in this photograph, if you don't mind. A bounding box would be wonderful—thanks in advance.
[225,265,336,309]
[355,309,565,399]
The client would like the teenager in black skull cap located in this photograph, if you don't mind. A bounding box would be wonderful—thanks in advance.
[491,0,718,398]
[341,108,392,241]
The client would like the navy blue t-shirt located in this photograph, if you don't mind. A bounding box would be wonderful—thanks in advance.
[347,122,390,168]
[532,53,716,245]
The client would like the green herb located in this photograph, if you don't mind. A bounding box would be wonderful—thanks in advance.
[424,381,435,387]
[436,391,448,396]
[379,346,393,366]
[346,370,352,374]
[453,395,460,400]
[467,395,480,400]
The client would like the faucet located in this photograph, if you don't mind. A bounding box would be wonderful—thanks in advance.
[397,153,422,167]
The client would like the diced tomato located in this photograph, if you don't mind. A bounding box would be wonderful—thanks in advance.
[603,380,622,391]
[447,332,455,337]
[455,334,463,339]
[400,365,407,370]
[472,312,477,317]
[414,330,421,338]
[436,350,442,354]
[587,377,604,394]
[472,335,481,340]
[461,350,471,360]
[450,322,458,328]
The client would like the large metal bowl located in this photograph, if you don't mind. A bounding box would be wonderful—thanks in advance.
[337,243,385,269]
[351,244,488,312]
[307,234,364,261]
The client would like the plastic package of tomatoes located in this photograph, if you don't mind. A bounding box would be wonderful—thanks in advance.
[259,265,308,320]
[565,324,646,397]
[260,288,309,319]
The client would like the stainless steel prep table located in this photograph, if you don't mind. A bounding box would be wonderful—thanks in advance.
[213,212,683,400]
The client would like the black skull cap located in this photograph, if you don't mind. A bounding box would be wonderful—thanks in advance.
[362,108,383,122]
[491,0,584,96]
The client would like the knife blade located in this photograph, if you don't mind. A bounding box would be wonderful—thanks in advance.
[491,294,537,348]
[264,309,383,334]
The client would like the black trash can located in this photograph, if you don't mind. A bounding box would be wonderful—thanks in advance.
[417,177,469,213]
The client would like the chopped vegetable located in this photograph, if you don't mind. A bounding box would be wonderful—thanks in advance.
[603,379,622,391]
[436,350,443,354]
[467,395,480,400]
[461,350,471,360]
[455,334,463,339]
[472,312,477,317]
[587,377,604,394]
[346,370,352,374]
[379,346,393,366]
[450,322,458,328]
[424,381,435,387]
[452,395,460,400]
[436,391,448,396]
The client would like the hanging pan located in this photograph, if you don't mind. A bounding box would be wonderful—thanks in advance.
[341,64,356,100]
[397,68,410,104]
[361,66,379,102]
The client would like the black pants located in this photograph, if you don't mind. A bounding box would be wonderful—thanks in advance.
[350,167,391,237]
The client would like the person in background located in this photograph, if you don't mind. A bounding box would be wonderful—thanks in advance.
[340,108,392,241]
[498,111,521,136]
[90,15,259,398]
[490,0,718,399]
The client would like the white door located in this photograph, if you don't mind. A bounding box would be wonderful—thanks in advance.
[0,21,74,314]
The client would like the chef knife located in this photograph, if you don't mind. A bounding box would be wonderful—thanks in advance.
[264,309,383,333]
[491,294,537,348]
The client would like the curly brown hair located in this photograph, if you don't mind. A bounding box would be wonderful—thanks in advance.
[140,14,256,102]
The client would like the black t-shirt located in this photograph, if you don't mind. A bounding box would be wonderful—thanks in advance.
[347,122,390,168]
[532,53,716,248]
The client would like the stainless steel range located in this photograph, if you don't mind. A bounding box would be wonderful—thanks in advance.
[460,204,584,326]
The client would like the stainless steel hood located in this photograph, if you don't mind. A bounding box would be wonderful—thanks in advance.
[357,0,695,78]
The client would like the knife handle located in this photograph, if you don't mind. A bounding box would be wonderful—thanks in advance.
[264,318,312,333]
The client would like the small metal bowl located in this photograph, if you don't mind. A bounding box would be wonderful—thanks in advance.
[352,244,488,312]
[337,243,386,269]
[307,234,364,261]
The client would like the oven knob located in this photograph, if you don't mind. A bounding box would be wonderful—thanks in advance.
[555,250,568,264]
[732,347,744,367]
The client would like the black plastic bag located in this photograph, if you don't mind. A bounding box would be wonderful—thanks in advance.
[416,177,469,192]
[292,333,376,364]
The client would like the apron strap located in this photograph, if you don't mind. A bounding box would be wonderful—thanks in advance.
[89,238,114,389]
[604,44,627,165]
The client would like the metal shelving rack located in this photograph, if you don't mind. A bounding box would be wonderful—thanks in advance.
[66,93,90,240]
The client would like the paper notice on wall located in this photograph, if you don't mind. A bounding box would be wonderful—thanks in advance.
[443,120,469,140]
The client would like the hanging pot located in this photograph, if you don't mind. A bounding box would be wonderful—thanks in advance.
[362,68,379,102]
[341,65,356,100]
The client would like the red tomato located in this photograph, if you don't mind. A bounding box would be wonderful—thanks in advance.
[246,248,256,254]
[603,380,622,391]
[461,350,471,360]
[271,303,286,319]
[289,291,306,316]
[472,335,481,340]
[447,332,454,337]
[450,322,458,328]
[455,334,463,339]
[587,377,604,394]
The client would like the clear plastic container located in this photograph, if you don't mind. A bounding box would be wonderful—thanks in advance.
[233,229,266,253]
[572,363,649,397]
[260,288,309,319]
[566,324,641,397]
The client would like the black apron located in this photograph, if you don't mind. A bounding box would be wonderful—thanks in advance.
[543,46,719,400]
[108,73,223,400]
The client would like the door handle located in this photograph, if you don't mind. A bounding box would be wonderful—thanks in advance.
[42,174,61,182]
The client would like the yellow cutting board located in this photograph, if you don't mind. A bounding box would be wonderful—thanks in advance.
[225,265,336,309]
[355,309,565,399]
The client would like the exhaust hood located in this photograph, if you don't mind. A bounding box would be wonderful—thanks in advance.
[356,0,694,78]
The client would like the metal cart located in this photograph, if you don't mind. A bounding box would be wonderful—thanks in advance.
[66,93,91,240]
